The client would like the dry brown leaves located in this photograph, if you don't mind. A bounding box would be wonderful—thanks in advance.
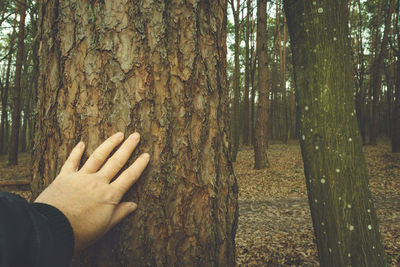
[234,139,400,266]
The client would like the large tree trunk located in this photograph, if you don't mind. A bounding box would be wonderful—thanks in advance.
[242,0,251,146]
[32,0,237,266]
[284,0,387,266]
[369,0,394,145]
[8,0,26,165]
[254,0,270,169]
[0,13,17,154]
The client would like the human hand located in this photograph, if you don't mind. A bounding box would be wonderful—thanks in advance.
[34,132,149,251]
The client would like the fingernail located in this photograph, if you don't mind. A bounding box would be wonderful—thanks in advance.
[142,153,150,160]
[77,142,85,149]
[131,132,140,141]
[130,203,138,211]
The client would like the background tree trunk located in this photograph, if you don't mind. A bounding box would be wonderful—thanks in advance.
[0,13,17,154]
[284,0,387,265]
[230,0,242,161]
[254,0,270,169]
[242,0,251,146]
[392,0,400,152]
[8,0,26,165]
[369,0,394,145]
[32,0,238,266]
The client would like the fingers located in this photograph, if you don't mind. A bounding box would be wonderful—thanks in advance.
[109,202,137,228]
[80,132,124,173]
[112,153,150,198]
[59,142,85,175]
[98,133,140,181]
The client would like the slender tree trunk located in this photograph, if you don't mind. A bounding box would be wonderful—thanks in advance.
[281,13,288,143]
[393,58,400,152]
[231,0,241,161]
[8,0,26,165]
[284,0,387,265]
[392,0,400,152]
[0,13,17,154]
[369,0,395,145]
[250,16,257,145]
[242,0,251,146]
[32,1,238,266]
[254,0,270,169]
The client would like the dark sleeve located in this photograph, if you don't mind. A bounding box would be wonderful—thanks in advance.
[0,192,74,267]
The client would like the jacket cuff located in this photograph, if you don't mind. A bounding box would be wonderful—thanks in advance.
[31,203,74,264]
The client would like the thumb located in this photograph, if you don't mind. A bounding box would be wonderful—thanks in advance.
[110,202,137,228]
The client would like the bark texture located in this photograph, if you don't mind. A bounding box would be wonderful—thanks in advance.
[254,0,270,169]
[32,0,237,266]
[284,0,387,266]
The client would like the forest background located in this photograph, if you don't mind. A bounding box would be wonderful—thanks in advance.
[0,0,399,266]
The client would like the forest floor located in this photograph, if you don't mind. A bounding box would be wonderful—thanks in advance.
[234,139,400,266]
[0,140,399,266]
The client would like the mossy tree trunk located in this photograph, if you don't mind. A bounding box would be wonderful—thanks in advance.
[32,0,238,266]
[284,0,387,266]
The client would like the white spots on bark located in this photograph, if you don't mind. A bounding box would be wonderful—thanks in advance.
[339,197,342,201]
[321,222,325,226]
[329,248,332,253]
[320,178,325,184]
[302,135,305,140]
[313,1,317,5]
[349,137,352,142]
[348,253,351,257]
[367,209,371,213]
[373,245,375,249]
[315,146,319,150]
[349,225,354,231]
[315,199,318,203]
[368,225,372,230]
[305,105,309,111]
[318,8,323,13]
[336,168,340,173]
[333,37,337,41]
[347,204,352,208]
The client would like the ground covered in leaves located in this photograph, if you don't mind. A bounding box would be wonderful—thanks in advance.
[0,141,399,266]
[234,140,400,266]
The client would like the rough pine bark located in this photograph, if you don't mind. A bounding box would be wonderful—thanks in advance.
[284,0,387,265]
[254,0,270,169]
[8,0,26,165]
[32,0,238,266]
